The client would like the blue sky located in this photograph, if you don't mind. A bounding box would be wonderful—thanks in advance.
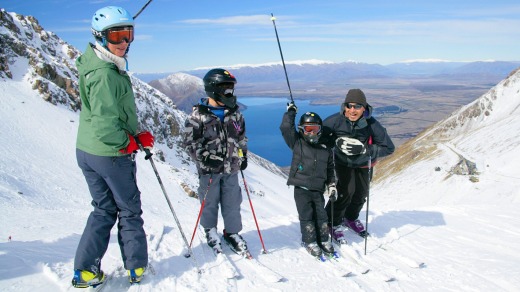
[4,0,520,73]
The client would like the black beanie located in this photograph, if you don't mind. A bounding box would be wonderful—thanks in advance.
[344,89,367,107]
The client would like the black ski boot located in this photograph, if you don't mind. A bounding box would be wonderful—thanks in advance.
[223,229,250,257]
[302,241,323,258]
[321,240,335,255]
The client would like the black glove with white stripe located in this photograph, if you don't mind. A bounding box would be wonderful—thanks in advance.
[336,137,366,156]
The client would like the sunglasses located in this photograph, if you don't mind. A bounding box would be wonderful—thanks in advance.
[299,124,321,134]
[105,26,134,44]
[345,103,364,110]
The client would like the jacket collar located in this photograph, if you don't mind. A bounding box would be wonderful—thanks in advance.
[92,42,128,72]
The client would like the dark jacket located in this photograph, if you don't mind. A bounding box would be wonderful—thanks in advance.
[323,104,394,168]
[182,98,247,175]
[280,110,335,192]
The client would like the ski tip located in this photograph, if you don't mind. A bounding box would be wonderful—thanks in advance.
[241,251,254,259]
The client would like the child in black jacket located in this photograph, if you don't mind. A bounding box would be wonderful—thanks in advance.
[279,102,337,258]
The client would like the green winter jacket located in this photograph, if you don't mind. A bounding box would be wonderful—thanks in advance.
[76,44,137,156]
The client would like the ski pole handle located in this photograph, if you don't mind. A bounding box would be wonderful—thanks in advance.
[134,135,153,160]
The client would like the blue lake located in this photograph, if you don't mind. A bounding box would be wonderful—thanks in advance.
[240,97,341,167]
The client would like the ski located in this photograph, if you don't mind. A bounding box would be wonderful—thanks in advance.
[222,235,286,283]
[241,256,287,283]
[299,246,329,262]
[89,274,111,292]
[337,244,397,283]
[127,263,156,291]
[212,246,240,279]
[88,267,120,292]
[323,251,340,261]
[196,226,239,279]
[322,249,361,278]
[332,237,348,245]
[353,230,369,238]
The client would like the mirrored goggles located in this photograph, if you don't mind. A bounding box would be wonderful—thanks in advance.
[299,124,321,134]
[223,88,235,97]
[105,26,134,44]
[345,103,364,110]
[216,86,235,97]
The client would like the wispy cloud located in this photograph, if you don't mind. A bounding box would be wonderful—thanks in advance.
[181,15,285,26]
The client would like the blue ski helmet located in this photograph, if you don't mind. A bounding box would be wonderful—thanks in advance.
[91,6,134,38]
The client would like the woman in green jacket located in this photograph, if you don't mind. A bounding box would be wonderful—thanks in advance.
[72,6,154,288]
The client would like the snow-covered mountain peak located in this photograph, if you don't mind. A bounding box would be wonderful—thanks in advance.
[428,67,520,141]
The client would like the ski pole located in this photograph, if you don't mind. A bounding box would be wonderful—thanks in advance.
[329,186,337,247]
[186,173,213,254]
[270,13,294,103]
[133,0,153,19]
[364,155,371,256]
[134,136,202,274]
[239,168,268,254]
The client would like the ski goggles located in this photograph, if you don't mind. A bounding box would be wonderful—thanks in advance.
[345,103,364,110]
[217,83,235,97]
[299,124,321,134]
[222,88,235,97]
[105,26,134,44]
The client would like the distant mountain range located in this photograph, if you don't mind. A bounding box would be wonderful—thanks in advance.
[141,59,520,119]
[135,60,520,84]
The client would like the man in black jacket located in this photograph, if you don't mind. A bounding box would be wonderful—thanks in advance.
[324,89,394,242]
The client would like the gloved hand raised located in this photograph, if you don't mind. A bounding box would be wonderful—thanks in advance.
[287,101,298,113]
[119,131,154,154]
[198,150,225,168]
[336,137,366,156]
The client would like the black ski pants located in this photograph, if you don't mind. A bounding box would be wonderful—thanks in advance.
[326,165,370,226]
[294,187,329,244]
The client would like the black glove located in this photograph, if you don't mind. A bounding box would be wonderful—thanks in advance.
[240,157,248,170]
[198,150,224,168]
[287,101,297,113]
[336,137,366,156]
